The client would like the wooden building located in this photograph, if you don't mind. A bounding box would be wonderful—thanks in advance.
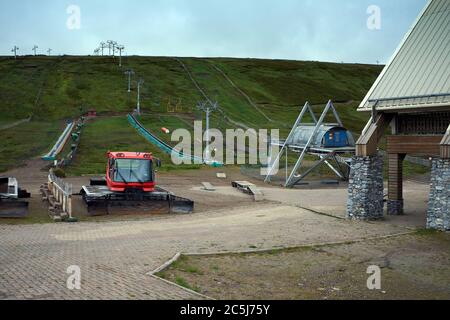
[347,0,450,230]
[87,110,97,117]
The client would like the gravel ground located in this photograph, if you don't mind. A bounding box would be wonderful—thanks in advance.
[159,231,450,300]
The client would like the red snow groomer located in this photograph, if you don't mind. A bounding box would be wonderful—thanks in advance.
[80,151,194,215]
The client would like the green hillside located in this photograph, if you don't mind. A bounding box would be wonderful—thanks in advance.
[0,55,382,174]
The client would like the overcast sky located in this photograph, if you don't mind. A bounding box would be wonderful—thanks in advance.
[0,0,427,64]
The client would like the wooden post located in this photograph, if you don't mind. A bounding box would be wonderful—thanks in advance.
[388,153,405,201]
[440,124,450,159]
[356,113,393,156]
[67,196,72,218]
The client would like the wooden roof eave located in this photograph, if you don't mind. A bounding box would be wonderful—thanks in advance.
[357,103,450,114]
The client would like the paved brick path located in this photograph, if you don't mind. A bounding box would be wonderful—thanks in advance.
[0,204,407,300]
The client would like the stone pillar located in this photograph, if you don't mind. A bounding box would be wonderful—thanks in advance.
[347,154,384,220]
[387,153,405,215]
[427,158,450,231]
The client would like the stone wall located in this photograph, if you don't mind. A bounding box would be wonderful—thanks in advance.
[387,200,404,216]
[347,154,384,220]
[427,158,450,231]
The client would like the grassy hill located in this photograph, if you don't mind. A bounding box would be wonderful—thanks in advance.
[0,55,382,174]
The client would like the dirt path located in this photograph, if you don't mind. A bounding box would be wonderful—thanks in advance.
[173,57,251,130]
[207,61,272,122]
[0,117,31,131]
[1,158,49,193]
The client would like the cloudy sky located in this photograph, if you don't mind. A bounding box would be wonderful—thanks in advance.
[0,0,427,64]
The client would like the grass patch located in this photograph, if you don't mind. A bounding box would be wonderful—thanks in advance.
[185,266,203,275]
[414,228,442,237]
[0,198,53,225]
[169,255,204,275]
[174,276,200,292]
[0,56,382,173]
[65,116,201,175]
[382,155,431,179]
[0,121,60,173]
[0,216,51,225]
[403,161,430,177]
[0,56,380,127]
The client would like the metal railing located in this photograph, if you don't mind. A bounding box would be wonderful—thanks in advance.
[48,169,73,218]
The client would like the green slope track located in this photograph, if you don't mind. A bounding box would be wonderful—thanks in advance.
[0,55,382,174]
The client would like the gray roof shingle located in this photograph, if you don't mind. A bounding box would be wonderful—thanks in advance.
[358,0,450,112]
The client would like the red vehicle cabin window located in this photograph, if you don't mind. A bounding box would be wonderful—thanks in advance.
[113,159,153,183]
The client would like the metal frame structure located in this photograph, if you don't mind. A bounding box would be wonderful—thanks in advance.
[265,100,355,187]
[100,42,107,56]
[116,45,125,67]
[124,69,135,93]
[197,100,220,163]
[107,40,116,56]
[136,78,144,114]
[11,46,19,59]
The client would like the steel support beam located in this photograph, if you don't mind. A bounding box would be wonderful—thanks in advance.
[286,100,335,187]
[265,101,315,182]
